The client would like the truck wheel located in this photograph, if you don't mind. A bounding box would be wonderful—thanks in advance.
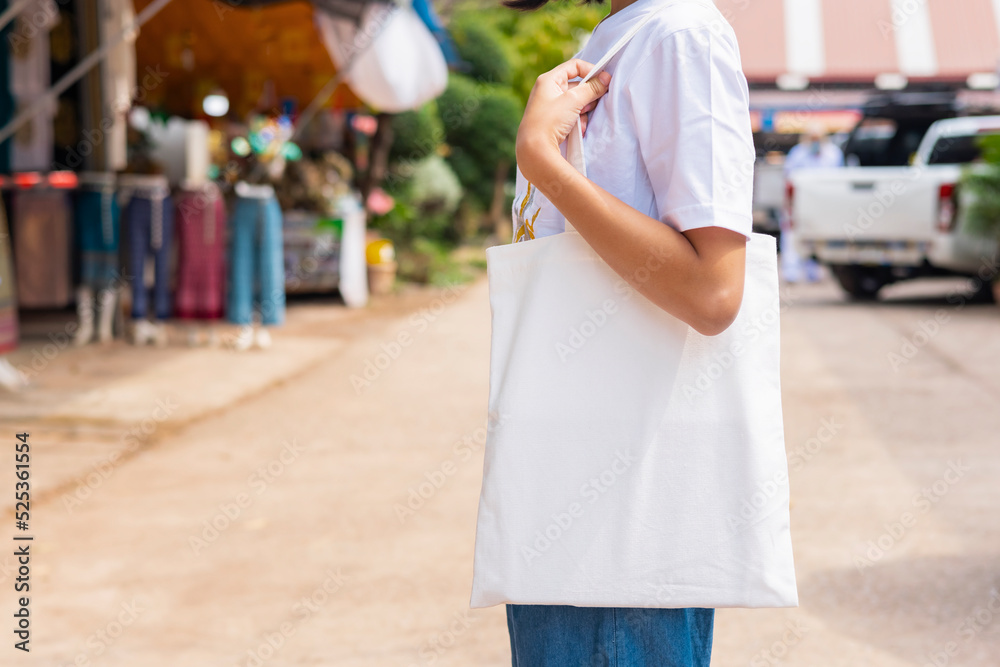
[831,265,887,301]
[970,278,997,304]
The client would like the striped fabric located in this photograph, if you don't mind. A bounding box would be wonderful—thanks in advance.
[713,0,1000,83]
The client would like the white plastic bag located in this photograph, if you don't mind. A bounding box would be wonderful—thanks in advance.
[315,1,448,113]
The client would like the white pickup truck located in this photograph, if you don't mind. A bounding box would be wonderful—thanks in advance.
[790,115,1000,299]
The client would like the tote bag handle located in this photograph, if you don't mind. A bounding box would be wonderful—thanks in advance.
[564,0,692,232]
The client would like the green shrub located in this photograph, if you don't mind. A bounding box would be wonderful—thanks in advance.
[437,74,521,209]
[449,14,514,85]
[961,134,1000,241]
[389,104,444,166]
[409,154,463,215]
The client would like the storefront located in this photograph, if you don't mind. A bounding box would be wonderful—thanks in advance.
[0,0,452,387]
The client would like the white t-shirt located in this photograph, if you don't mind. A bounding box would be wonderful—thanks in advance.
[512,0,755,243]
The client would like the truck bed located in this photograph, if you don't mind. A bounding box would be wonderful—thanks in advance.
[791,165,961,242]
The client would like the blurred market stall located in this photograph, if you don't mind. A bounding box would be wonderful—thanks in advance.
[0,0,456,389]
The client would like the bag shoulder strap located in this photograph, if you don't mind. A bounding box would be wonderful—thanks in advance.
[578,1,688,86]
[565,0,697,232]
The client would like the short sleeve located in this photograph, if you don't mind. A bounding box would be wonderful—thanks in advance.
[623,24,755,241]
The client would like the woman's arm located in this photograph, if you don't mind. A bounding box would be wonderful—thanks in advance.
[521,140,746,336]
[516,53,750,337]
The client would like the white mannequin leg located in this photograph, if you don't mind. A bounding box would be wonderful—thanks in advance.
[96,288,117,344]
[231,325,254,351]
[132,319,154,345]
[74,286,95,346]
[0,357,27,391]
[253,327,272,350]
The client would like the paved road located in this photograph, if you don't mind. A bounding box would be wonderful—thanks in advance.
[3,273,1000,666]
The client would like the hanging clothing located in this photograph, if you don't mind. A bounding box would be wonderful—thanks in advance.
[9,0,59,171]
[12,187,72,308]
[174,183,226,320]
[76,173,121,292]
[0,195,18,353]
[227,183,284,326]
[121,176,172,320]
[0,1,15,173]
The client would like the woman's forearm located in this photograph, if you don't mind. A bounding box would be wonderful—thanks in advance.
[523,144,747,336]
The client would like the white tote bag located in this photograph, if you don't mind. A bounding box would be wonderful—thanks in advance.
[470,7,798,610]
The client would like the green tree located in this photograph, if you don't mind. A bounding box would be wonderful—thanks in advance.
[437,74,521,234]
[958,133,1000,293]
[480,1,607,104]
[961,134,1000,241]
[388,103,444,166]
[449,13,514,85]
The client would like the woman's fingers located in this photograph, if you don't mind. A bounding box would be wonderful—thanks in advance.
[570,83,602,135]
[542,58,610,100]
[548,58,598,83]
[517,57,611,168]
[568,70,611,108]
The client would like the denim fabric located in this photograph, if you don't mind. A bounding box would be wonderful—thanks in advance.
[506,605,714,667]
[226,193,284,326]
[125,190,173,320]
[76,187,120,291]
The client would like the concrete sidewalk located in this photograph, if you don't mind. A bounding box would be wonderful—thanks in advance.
[0,283,462,507]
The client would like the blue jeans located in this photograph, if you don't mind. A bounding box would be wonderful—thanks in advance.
[125,190,173,320]
[506,605,714,667]
[226,192,284,326]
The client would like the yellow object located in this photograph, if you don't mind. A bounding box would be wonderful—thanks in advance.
[514,182,540,243]
[366,239,395,265]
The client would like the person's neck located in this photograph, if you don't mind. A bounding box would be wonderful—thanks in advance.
[609,0,642,17]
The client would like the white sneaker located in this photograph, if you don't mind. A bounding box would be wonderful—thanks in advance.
[231,326,254,352]
[74,287,95,346]
[96,289,117,343]
[253,327,272,350]
[132,319,155,345]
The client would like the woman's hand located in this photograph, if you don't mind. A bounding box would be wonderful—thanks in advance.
[515,59,611,184]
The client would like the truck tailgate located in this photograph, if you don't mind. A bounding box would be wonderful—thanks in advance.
[790,166,961,242]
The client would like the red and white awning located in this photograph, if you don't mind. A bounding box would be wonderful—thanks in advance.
[715,0,1000,85]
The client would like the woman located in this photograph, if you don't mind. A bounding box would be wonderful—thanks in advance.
[503,0,755,664]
